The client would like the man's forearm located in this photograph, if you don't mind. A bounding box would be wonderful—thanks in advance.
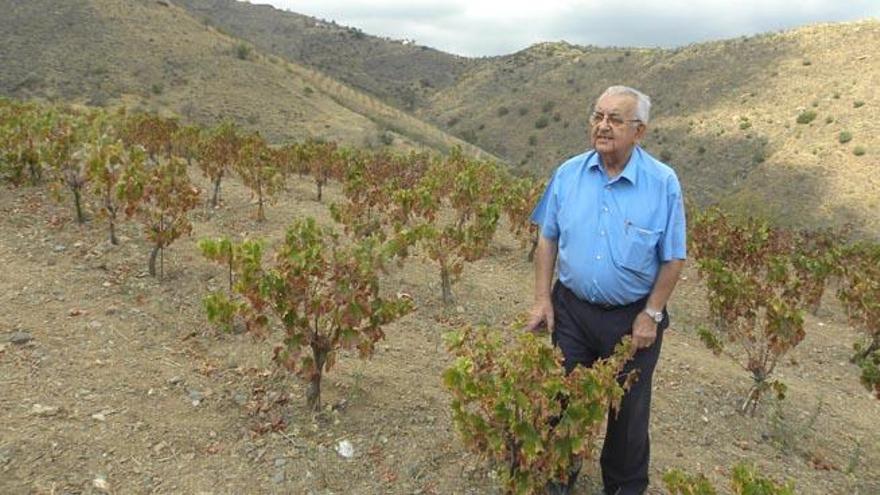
[646,259,685,311]
[534,235,558,302]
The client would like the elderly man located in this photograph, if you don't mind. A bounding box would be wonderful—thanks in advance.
[527,85,687,495]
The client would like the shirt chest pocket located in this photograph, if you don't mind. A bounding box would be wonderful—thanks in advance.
[621,224,662,275]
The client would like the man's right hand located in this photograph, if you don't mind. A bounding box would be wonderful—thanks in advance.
[525,298,554,333]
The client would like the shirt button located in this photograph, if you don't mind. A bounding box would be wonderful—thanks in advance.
[596,255,602,260]
[600,230,606,236]
[602,206,609,212]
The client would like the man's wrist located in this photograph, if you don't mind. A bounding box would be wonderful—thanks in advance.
[643,306,664,324]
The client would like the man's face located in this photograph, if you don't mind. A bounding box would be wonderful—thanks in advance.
[589,93,645,157]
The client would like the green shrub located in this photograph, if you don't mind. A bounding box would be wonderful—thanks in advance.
[854,101,865,108]
[825,116,834,124]
[753,149,766,163]
[839,131,853,144]
[542,101,556,113]
[796,110,817,124]
[534,116,549,129]
[518,107,529,116]
[151,83,163,95]
[528,135,537,146]
[497,106,509,117]
[234,43,252,60]
[739,121,752,130]
[853,146,866,156]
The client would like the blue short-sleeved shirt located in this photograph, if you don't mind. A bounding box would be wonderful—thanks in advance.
[530,146,687,305]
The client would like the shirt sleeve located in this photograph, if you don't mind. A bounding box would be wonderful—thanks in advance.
[529,170,560,240]
[659,175,687,261]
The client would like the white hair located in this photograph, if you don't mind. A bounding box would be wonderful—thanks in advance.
[598,86,651,124]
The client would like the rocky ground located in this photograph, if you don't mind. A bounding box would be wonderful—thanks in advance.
[1,173,878,494]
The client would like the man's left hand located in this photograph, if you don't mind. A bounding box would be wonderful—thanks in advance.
[631,311,658,350]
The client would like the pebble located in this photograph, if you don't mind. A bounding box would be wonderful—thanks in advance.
[9,331,33,345]
[53,245,66,252]
[335,439,354,459]
[272,471,285,484]
[0,446,14,465]
[233,391,249,406]
[188,389,205,406]
[30,404,61,417]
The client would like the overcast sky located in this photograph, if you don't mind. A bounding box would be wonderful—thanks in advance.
[259,0,879,56]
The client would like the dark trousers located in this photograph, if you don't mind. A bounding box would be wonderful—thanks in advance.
[551,282,668,495]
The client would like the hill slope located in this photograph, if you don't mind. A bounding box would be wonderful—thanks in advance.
[176,0,479,111]
[172,1,878,233]
[0,0,489,157]
[419,22,880,233]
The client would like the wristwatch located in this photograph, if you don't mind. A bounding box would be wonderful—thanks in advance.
[644,307,664,324]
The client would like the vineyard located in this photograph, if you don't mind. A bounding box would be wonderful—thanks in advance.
[1,99,879,494]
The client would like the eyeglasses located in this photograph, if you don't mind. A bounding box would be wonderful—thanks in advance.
[590,111,641,128]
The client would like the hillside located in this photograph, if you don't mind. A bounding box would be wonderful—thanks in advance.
[418,22,880,234]
[176,0,479,111]
[0,0,489,157]
[171,1,879,234]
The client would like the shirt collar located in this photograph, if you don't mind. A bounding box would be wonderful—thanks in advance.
[585,146,641,185]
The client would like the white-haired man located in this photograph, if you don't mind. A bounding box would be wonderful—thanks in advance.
[527,86,687,495]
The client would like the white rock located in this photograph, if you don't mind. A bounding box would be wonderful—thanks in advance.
[335,439,354,459]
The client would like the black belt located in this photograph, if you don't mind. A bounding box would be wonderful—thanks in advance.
[556,281,648,311]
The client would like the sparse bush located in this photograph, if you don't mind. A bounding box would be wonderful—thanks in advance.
[802,59,812,66]
[833,92,841,99]
[379,130,394,146]
[303,86,314,96]
[534,116,549,129]
[796,110,817,124]
[528,135,537,146]
[753,149,766,164]
[853,146,866,156]
[497,106,509,117]
[839,131,853,144]
[854,101,865,108]
[660,150,673,162]
[698,146,707,154]
[825,116,834,124]
[518,107,529,116]
[739,121,751,130]
[447,116,459,127]
[234,43,252,60]
[151,83,163,95]
[541,101,555,113]
[552,112,561,122]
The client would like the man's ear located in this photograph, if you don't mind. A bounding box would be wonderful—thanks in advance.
[634,123,647,142]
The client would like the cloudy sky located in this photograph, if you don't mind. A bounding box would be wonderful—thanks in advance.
[259,0,878,56]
